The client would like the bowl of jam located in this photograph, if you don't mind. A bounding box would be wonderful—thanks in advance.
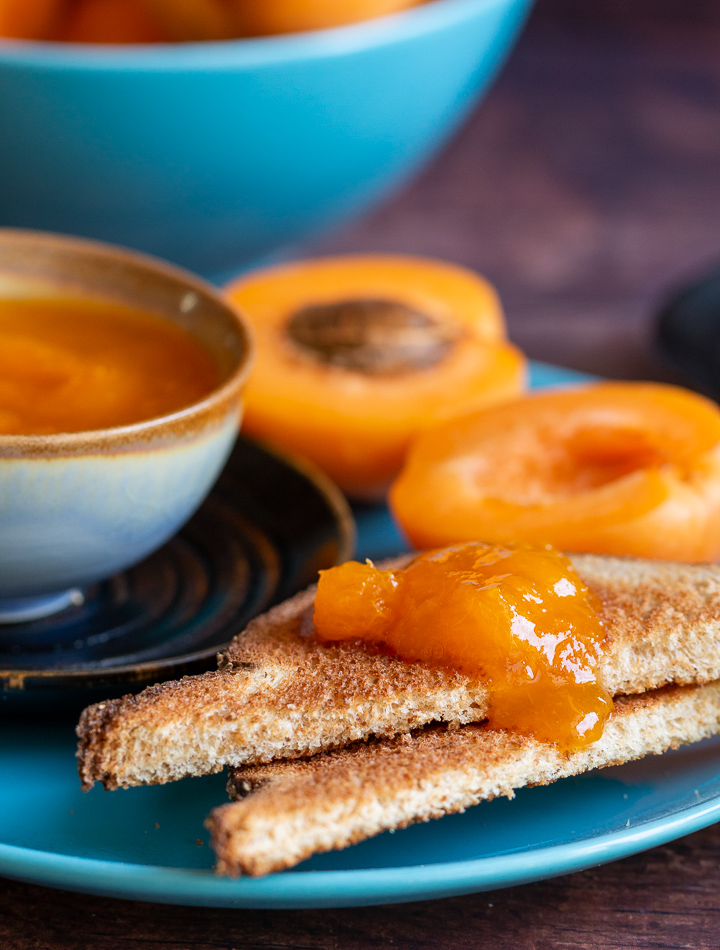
[0,228,253,622]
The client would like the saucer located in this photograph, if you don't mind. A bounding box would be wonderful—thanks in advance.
[0,437,354,709]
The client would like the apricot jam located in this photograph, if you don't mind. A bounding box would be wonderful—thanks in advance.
[0,297,219,435]
[314,542,613,749]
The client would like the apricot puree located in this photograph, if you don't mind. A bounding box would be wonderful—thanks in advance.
[0,297,218,435]
[314,542,613,749]
[390,382,720,562]
[225,255,526,498]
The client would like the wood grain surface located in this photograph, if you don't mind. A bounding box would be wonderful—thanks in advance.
[5,0,720,946]
[314,0,720,382]
[2,823,720,949]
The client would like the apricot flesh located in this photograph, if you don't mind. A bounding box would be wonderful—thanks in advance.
[390,382,720,562]
[314,542,612,750]
[0,0,424,41]
[143,0,236,40]
[230,0,423,36]
[58,0,165,42]
[225,255,527,499]
[0,0,64,39]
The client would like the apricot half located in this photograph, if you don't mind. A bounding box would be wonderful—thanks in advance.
[390,382,720,562]
[143,0,236,40]
[58,0,166,42]
[229,0,423,36]
[225,255,527,498]
[0,0,65,39]
[0,0,425,41]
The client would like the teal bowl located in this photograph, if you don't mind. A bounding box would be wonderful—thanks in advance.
[0,0,532,278]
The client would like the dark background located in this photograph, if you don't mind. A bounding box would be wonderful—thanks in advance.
[5,0,720,946]
[312,0,720,383]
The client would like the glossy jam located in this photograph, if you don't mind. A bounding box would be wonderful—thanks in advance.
[0,297,219,435]
[314,542,613,749]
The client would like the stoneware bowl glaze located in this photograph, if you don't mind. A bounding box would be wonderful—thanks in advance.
[0,229,253,621]
[0,0,533,278]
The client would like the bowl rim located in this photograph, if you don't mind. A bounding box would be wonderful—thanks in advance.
[0,228,255,453]
[0,0,524,70]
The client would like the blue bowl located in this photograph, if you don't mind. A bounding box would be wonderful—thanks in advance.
[0,0,532,278]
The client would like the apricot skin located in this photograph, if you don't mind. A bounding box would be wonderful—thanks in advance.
[0,0,64,39]
[0,0,424,42]
[229,0,423,36]
[143,0,236,40]
[390,382,720,563]
[58,0,165,43]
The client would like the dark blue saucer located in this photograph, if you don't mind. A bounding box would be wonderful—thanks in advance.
[0,437,354,709]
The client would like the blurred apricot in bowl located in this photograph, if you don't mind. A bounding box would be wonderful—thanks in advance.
[0,0,64,39]
[57,0,165,43]
[230,0,425,36]
[143,0,237,40]
[390,382,720,562]
[0,0,428,42]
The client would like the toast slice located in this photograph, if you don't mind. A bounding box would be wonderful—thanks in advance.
[211,680,720,876]
[77,553,720,791]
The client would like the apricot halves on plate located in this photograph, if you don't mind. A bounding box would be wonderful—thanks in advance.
[225,255,527,499]
[389,382,720,562]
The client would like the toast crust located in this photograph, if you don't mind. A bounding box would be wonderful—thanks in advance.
[77,553,720,791]
[77,583,488,791]
[579,553,720,693]
[211,680,720,876]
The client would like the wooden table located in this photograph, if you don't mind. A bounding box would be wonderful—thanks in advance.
[5,1,720,946]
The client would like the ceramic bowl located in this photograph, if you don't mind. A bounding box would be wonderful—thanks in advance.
[0,0,532,278]
[0,229,253,620]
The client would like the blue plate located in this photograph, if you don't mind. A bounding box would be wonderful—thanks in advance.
[2,362,719,908]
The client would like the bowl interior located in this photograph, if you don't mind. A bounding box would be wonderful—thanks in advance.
[0,229,252,387]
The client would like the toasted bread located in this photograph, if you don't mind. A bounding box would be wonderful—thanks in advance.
[77,553,720,791]
[211,680,720,876]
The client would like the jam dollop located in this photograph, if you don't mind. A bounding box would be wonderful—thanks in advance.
[314,542,613,749]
